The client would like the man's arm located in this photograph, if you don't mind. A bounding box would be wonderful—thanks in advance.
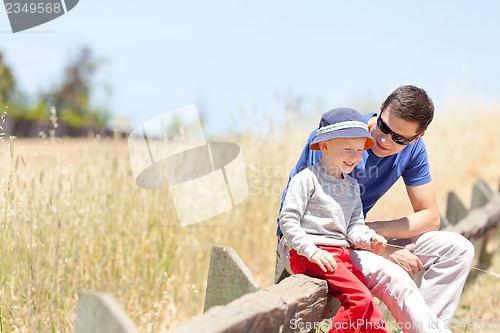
[366,181,440,278]
[366,181,440,239]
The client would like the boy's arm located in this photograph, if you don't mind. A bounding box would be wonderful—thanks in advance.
[276,130,321,235]
[347,195,376,250]
[279,172,319,260]
[347,207,387,254]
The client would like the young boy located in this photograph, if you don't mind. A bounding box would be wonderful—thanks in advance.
[279,107,388,333]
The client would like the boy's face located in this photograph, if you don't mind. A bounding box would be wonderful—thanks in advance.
[370,108,423,157]
[321,137,366,175]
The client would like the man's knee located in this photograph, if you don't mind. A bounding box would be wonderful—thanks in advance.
[417,230,475,265]
[442,231,475,264]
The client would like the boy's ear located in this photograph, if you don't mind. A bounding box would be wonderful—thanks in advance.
[319,141,328,152]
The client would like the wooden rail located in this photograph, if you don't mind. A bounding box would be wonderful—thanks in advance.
[170,274,336,333]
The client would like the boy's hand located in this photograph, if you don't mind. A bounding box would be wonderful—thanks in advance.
[370,235,388,254]
[311,249,338,273]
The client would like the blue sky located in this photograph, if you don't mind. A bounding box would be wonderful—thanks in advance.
[1,1,500,136]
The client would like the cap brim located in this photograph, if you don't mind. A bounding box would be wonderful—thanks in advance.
[310,128,375,151]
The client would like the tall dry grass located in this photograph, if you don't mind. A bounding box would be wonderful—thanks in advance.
[0,107,499,332]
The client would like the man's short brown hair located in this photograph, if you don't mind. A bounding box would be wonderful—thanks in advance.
[382,85,434,133]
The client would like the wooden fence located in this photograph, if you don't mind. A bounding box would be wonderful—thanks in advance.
[73,178,500,333]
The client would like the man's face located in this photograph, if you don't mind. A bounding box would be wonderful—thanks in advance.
[370,109,422,157]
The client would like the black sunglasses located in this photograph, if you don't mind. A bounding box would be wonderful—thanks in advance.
[377,110,418,146]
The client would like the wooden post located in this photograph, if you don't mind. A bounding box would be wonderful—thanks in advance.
[74,292,140,333]
[471,178,493,210]
[204,246,260,312]
[445,192,468,225]
[470,179,495,272]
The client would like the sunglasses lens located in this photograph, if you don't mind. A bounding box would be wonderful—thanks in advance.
[377,117,389,134]
[377,115,412,145]
[392,135,408,145]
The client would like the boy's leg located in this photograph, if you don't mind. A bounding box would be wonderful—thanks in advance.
[291,247,387,333]
[350,249,452,333]
[334,249,387,333]
[326,263,387,333]
[411,230,474,322]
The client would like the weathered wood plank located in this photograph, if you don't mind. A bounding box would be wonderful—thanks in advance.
[169,274,336,333]
[445,194,500,240]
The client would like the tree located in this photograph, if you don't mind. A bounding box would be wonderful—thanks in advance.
[0,51,15,107]
[44,46,109,127]
[0,47,110,137]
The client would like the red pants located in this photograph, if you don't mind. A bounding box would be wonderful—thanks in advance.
[290,247,387,333]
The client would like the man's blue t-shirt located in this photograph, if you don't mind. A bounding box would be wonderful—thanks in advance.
[276,112,432,235]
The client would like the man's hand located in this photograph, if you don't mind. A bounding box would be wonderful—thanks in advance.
[370,234,388,254]
[381,244,423,278]
[311,249,338,273]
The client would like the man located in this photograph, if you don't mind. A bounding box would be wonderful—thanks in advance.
[276,85,474,333]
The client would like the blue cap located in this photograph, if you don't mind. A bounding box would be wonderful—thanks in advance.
[309,107,375,150]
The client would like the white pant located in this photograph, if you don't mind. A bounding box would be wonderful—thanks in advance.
[278,230,475,333]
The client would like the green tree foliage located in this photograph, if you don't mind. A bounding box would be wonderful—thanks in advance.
[1,46,109,130]
[0,51,15,106]
[44,46,109,127]
[0,52,29,123]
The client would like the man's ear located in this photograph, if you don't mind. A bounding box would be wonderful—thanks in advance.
[411,131,425,144]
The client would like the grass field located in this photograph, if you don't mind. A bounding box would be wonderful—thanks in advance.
[0,108,499,332]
